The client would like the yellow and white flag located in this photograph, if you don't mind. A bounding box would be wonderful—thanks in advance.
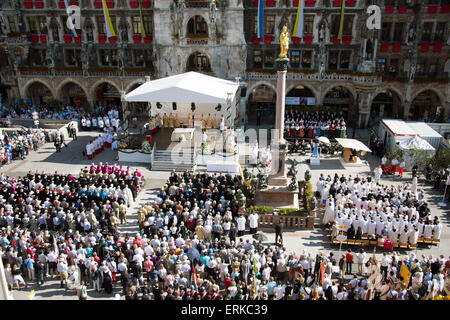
[102,0,116,38]
[292,0,305,38]
[337,0,345,40]
[139,0,146,38]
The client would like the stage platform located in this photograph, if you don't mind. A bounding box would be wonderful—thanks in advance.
[151,127,195,151]
[338,156,366,167]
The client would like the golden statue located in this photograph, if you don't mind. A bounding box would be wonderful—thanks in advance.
[279,25,290,58]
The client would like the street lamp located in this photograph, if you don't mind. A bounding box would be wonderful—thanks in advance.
[32,111,39,129]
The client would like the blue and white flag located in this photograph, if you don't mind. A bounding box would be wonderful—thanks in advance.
[64,0,77,37]
[257,0,264,39]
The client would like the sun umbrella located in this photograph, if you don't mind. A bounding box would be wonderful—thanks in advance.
[252,233,268,241]
[317,136,331,145]
[187,247,200,261]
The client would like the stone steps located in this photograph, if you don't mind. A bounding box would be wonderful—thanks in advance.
[151,149,194,171]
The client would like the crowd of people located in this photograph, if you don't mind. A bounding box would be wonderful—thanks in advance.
[0,105,83,121]
[0,129,46,166]
[319,173,443,247]
[0,167,449,300]
[0,163,144,294]
[284,111,347,140]
[85,130,116,160]
[80,107,121,133]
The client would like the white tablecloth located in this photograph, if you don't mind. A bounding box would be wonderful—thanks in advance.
[207,161,239,173]
[171,128,195,141]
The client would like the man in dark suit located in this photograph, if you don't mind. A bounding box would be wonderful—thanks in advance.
[275,222,284,245]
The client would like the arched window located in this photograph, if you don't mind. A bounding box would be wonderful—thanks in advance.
[186,52,211,72]
[187,16,208,37]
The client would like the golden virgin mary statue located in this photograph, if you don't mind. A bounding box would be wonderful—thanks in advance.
[279,25,290,58]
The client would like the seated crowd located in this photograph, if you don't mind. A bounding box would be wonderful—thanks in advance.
[319,173,443,248]
[0,105,85,121]
[0,163,143,293]
[284,111,347,139]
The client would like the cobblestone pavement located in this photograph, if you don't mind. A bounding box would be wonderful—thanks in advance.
[6,131,450,300]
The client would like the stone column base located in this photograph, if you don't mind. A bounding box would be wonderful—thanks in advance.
[255,187,299,209]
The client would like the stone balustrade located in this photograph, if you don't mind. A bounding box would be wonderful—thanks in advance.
[246,71,382,84]
[255,212,315,230]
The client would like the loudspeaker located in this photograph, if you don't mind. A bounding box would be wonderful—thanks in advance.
[241,87,247,97]
[215,104,221,111]
[191,102,196,112]
[172,102,177,110]
[156,102,162,109]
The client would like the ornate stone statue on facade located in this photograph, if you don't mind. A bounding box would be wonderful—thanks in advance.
[409,63,416,82]
[319,60,326,80]
[407,24,416,45]
[118,44,125,75]
[44,46,55,76]
[80,45,88,76]
[177,0,186,37]
[279,25,290,58]
[209,0,217,23]
[170,2,178,36]
[319,24,326,42]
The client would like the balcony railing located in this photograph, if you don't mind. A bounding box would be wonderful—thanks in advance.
[245,69,383,84]
[186,0,209,8]
[18,66,154,77]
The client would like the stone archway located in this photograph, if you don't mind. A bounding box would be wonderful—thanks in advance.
[125,81,148,119]
[369,89,403,124]
[285,83,318,109]
[186,51,211,73]
[57,81,88,108]
[410,89,443,121]
[92,80,122,106]
[322,85,355,123]
[25,80,54,105]
[247,84,277,127]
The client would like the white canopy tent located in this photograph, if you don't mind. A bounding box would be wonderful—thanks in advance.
[398,135,435,151]
[124,72,240,125]
[335,138,372,152]
[398,135,436,170]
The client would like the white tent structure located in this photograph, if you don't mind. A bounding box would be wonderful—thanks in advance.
[405,121,443,150]
[335,138,372,152]
[398,135,436,170]
[335,138,371,167]
[378,119,443,152]
[124,72,240,125]
[398,135,435,151]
